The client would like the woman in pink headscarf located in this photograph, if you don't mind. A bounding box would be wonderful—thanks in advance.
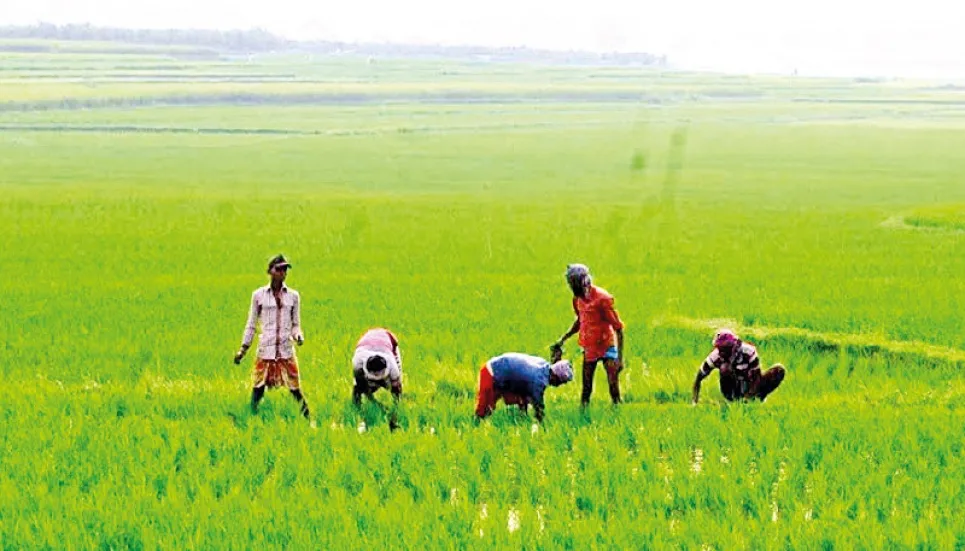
[692,329,786,404]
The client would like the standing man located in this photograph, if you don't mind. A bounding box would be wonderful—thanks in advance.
[352,327,403,405]
[692,329,786,404]
[475,352,574,423]
[551,263,626,408]
[233,254,311,422]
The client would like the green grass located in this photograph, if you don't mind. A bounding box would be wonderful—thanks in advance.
[905,204,965,231]
[1,48,964,549]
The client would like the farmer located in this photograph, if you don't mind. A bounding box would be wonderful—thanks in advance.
[691,329,786,404]
[233,254,311,421]
[474,352,574,423]
[550,264,626,407]
[352,327,403,405]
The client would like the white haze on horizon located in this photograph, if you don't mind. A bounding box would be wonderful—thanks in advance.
[3,0,963,79]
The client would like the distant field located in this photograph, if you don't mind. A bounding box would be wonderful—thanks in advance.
[1,41,963,549]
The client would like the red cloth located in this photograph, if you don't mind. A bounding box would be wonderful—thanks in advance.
[475,364,528,417]
[475,365,497,417]
[573,285,624,361]
[252,358,300,390]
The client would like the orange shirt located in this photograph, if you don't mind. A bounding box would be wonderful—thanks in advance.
[573,285,625,360]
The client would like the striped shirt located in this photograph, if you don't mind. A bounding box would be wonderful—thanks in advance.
[241,284,302,360]
[699,341,760,379]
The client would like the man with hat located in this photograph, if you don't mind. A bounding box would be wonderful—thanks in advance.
[234,254,311,422]
[691,328,786,404]
[474,352,574,423]
[550,263,626,408]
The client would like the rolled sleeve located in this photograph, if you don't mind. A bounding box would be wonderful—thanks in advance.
[699,350,721,377]
[698,360,715,378]
[291,291,303,340]
[388,363,402,386]
[531,386,546,412]
[601,297,625,331]
[241,292,259,348]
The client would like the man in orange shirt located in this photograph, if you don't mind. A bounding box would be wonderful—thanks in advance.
[551,263,626,408]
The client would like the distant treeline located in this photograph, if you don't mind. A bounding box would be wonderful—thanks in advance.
[0,23,666,66]
[0,23,287,53]
[301,42,667,67]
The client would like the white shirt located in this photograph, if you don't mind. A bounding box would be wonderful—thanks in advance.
[241,284,302,360]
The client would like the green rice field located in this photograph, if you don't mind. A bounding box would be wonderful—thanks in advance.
[1,42,964,549]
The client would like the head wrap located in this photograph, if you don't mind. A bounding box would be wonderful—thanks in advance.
[550,360,574,383]
[565,263,592,290]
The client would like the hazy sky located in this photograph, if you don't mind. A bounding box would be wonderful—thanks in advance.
[3,0,963,78]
